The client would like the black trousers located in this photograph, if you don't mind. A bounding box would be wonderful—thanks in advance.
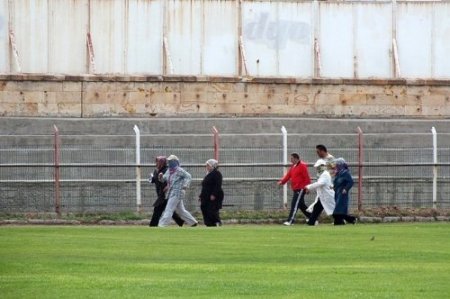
[149,202,184,227]
[286,189,311,224]
[201,200,221,227]
[307,199,324,226]
[333,214,356,225]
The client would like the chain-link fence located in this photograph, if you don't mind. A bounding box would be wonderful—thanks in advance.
[1,130,449,214]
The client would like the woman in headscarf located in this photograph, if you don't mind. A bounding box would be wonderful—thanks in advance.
[158,155,198,227]
[199,159,224,227]
[332,158,357,225]
[304,159,335,226]
[149,156,184,227]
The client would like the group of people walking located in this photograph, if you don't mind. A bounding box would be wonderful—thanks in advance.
[149,155,224,227]
[278,145,356,226]
[148,144,356,228]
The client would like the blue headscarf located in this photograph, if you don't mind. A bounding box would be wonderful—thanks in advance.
[334,158,349,176]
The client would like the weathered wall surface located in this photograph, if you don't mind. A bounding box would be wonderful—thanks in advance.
[0,75,449,117]
[2,0,450,79]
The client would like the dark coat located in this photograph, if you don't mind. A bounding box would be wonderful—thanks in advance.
[333,170,354,215]
[199,169,224,209]
[151,166,168,207]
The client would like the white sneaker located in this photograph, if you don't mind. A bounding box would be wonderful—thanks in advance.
[283,221,292,226]
[315,220,319,226]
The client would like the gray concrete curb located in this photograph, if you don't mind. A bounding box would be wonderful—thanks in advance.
[0,217,449,226]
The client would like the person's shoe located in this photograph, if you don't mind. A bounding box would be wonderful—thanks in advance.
[191,223,198,227]
[283,221,292,226]
[315,220,319,226]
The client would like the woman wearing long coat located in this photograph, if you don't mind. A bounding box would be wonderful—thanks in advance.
[149,156,184,227]
[158,155,198,227]
[199,159,224,227]
[305,159,335,226]
[332,158,357,225]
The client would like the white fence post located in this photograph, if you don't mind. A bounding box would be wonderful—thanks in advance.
[134,125,142,213]
[281,126,288,209]
[431,127,437,209]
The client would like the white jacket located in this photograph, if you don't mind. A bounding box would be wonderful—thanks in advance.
[306,170,335,216]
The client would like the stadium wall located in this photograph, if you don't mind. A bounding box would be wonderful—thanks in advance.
[1,0,450,79]
[1,75,449,117]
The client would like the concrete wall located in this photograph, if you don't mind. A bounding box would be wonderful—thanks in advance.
[1,75,449,117]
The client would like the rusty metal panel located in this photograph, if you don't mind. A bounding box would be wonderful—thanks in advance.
[242,1,313,77]
[48,0,88,74]
[11,0,49,73]
[0,0,9,73]
[242,1,278,76]
[354,3,392,78]
[203,0,237,76]
[319,3,354,78]
[434,3,450,78]
[277,1,313,77]
[90,0,126,74]
[127,0,163,74]
[166,0,202,75]
[397,3,433,78]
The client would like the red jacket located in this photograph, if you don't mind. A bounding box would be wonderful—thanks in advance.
[279,161,311,191]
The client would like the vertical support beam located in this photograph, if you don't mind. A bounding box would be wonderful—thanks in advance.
[357,127,364,212]
[392,38,401,78]
[391,0,400,78]
[237,0,243,76]
[163,37,174,75]
[53,125,61,218]
[87,0,92,73]
[124,0,129,74]
[239,36,249,76]
[431,127,437,209]
[212,126,220,161]
[162,0,168,75]
[9,29,21,72]
[314,39,321,78]
[352,3,358,79]
[281,126,288,209]
[313,0,320,78]
[87,33,96,73]
[134,125,142,213]
[430,1,435,77]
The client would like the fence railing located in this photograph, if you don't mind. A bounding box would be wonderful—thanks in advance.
[1,125,449,215]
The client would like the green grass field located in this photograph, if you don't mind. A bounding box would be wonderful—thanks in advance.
[1,223,449,298]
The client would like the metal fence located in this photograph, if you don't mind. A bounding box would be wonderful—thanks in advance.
[1,126,449,214]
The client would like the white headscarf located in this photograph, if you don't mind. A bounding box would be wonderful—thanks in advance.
[206,159,219,169]
[314,159,327,176]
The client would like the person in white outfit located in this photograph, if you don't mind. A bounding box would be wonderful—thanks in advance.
[304,159,335,226]
[158,155,198,227]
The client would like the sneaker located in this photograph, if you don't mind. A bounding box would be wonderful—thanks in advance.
[191,223,198,227]
[283,221,292,226]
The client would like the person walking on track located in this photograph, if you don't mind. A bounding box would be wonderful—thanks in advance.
[158,155,198,227]
[149,156,184,227]
[199,159,224,227]
[278,153,312,226]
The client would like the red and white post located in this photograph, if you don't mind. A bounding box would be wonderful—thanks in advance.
[212,126,219,162]
[357,127,364,212]
[53,125,61,218]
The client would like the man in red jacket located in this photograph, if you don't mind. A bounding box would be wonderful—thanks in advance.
[278,153,312,226]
